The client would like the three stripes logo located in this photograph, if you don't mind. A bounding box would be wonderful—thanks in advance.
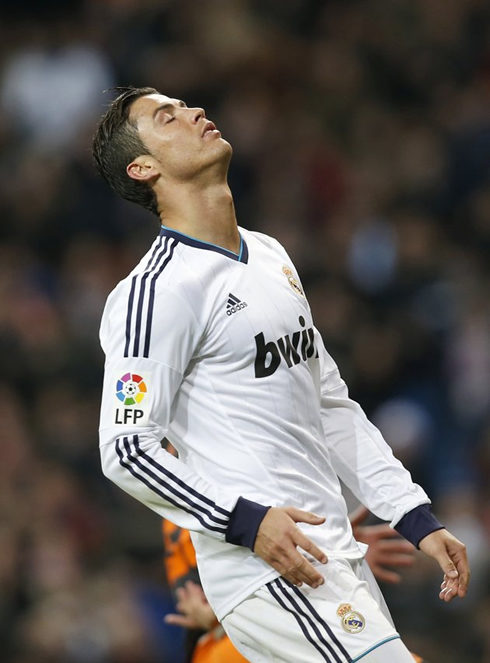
[226,292,248,316]
[124,236,178,358]
[116,435,231,535]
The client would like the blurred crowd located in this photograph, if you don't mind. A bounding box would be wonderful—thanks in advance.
[1,0,490,660]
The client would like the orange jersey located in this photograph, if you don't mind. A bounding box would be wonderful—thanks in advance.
[192,626,248,663]
[162,519,199,589]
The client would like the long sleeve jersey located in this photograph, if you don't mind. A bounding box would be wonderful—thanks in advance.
[99,226,438,620]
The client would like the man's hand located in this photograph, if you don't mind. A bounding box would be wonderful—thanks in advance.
[350,506,416,584]
[164,581,218,630]
[253,507,328,588]
[418,529,470,602]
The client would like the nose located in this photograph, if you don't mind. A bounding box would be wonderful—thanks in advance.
[190,107,205,124]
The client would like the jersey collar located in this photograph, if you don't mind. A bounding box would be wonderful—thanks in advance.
[159,225,249,264]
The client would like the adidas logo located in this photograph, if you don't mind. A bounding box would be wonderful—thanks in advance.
[226,293,248,316]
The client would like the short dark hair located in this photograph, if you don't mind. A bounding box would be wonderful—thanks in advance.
[93,86,160,216]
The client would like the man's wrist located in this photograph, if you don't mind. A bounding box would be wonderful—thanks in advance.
[225,496,271,550]
[394,504,445,548]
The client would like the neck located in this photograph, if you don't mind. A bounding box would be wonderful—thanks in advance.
[157,181,240,254]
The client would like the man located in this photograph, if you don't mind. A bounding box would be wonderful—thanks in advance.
[94,87,469,662]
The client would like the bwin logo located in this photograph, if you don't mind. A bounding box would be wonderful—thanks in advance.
[254,316,318,378]
[226,293,248,316]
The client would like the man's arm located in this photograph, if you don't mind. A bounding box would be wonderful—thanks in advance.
[99,281,269,546]
[100,353,271,545]
[316,330,470,600]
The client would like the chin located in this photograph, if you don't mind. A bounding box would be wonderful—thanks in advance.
[204,139,232,171]
[217,137,233,158]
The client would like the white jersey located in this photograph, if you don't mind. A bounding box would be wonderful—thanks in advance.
[99,226,430,620]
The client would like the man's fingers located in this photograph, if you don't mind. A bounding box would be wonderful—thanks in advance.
[439,575,460,602]
[454,551,470,597]
[164,613,196,628]
[375,552,416,568]
[175,587,189,601]
[273,549,325,588]
[294,555,325,587]
[435,552,459,580]
[287,553,325,588]
[377,539,416,554]
[420,534,459,579]
[184,580,206,599]
[361,524,401,539]
[253,506,328,588]
[286,507,326,527]
[370,565,403,584]
[294,530,328,564]
[419,530,470,602]
[429,542,467,600]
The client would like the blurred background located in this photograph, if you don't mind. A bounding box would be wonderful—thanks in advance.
[0,0,489,660]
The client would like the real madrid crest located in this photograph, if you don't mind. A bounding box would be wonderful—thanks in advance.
[282,265,305,298]
[337,603,365,634]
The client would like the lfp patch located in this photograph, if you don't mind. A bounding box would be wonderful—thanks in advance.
[114,372,150,426]
[337,603,365,634]
[116,373,147,405]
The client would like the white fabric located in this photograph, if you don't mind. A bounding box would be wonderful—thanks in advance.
[99,227,430,620]
[358,638,415,663]
[222,558,414,662]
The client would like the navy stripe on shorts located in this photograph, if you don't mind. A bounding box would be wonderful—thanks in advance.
[267,578,352,663]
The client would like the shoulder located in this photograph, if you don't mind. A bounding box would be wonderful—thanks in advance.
[104,235,206,312]
[240,227,289,258]
[240,228,296,270]
[99,237,198,353]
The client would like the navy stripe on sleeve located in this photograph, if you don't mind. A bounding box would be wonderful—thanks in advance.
[132,236,170,357]
[115,436,229,534]
[123,236,178,359]
[124,275,137,358]
[115,438,227,535]
[133,436,231,518]
[143,238,178,358]
[124,236,163,358]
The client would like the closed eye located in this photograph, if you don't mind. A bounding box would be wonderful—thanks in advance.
[153,99,187,122]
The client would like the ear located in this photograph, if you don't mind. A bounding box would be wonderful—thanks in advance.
[127,156,160,183]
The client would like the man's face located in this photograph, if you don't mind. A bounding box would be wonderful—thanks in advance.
[128,94,231,181]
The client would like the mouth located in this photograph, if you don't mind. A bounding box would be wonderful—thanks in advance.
[202,120,220,138]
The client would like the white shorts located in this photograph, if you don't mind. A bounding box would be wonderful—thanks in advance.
[222,558,415,663]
